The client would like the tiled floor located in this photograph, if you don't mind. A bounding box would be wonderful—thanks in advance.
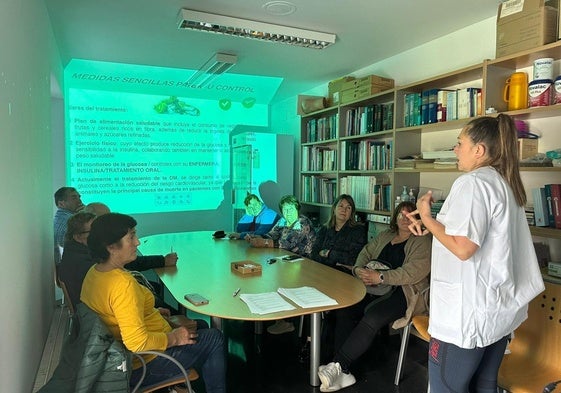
[36,305,429,393]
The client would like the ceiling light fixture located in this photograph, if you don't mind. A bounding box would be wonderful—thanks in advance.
[186,52,237,88]
[177,9,336,50]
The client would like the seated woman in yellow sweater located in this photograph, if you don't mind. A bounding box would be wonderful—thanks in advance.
[80,213,225,393]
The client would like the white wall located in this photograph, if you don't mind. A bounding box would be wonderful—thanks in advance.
[0,0,60,391]
[272,16,497,204]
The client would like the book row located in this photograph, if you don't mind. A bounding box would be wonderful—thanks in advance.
[305,113,338,142]
[301,175,393,212]
[532,184,561,229]
[301,176,337,205]
[403,87,482,127]
[341,139,393,171]
[341,103,394,136]
[339,175,392,212]
[301,146,337,172]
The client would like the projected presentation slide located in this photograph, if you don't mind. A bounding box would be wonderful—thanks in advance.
[64,59,282,215]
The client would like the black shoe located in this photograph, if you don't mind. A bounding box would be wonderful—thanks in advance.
[298,341,310,363]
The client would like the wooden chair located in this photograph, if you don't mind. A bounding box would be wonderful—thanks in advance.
[394,315,430,386]
[131,351,199,393]
[498,280,561,393]
[57,280,75,316]
[57,279,76,334]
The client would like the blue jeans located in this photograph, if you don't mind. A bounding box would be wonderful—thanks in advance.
[130,328,226,393]
[428,335,508,393]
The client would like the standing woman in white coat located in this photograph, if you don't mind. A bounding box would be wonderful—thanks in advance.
[408,114,544,393]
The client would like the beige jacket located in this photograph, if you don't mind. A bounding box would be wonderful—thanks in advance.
[353,230,432,329]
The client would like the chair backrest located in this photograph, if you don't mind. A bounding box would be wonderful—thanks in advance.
[58,280,75,316]
[498,280,561,393]
[507,280,561,367]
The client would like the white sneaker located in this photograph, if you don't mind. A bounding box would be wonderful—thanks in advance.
[267,320,295,335]
[318,362,356,392]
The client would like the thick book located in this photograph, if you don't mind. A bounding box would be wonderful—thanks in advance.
[544,184,555,228]
[446,90,458,121]
[550,184,561,229]
[437,90,454,122]
[532,187,549,227]
[421,89,430,124]
[403,94,410,127]
[427,88,439,124]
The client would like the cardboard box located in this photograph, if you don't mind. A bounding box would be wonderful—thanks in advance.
[328,76,355,105]
[328,76,355,93]
[340,85,388,104]
[341,75,395,91]
[231,261,262,276]
[518,137,539,159]
[496,0,558,58]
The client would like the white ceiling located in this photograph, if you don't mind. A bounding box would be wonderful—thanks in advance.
[45,0,502,103]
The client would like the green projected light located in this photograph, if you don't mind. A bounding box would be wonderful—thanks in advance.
[64,59,283,214]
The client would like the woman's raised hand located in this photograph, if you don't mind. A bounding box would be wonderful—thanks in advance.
[407,190,433,236]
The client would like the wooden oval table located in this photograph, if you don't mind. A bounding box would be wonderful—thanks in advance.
[139,231,366,386]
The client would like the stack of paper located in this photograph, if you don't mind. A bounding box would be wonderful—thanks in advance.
[239,292,296,315]
[433,159,457,168]
[239,287,338,315]
[278,287,338,308]
[422,150,456,160]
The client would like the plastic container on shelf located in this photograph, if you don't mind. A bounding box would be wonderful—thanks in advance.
[529,79,553,107]
[503,72,528,111]
[533,58,554,80]
[408,189,416,204]
[554,76,561,104]
[401,186,409,202]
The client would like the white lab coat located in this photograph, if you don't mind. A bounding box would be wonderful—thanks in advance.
[429,166,544,348]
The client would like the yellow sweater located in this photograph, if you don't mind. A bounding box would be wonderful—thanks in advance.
[81,265,171,368]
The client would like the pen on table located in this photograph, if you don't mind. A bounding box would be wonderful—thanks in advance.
[232,287,241,297]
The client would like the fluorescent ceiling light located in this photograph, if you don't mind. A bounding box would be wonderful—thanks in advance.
[177,9,336,50]
[186,52,237,88]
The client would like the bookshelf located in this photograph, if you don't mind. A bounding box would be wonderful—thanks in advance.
[299,40,561,239]
[300,90,395,215]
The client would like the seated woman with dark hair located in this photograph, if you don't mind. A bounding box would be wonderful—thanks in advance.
[317,201,431,392]
[311,194,367,271]
[81,213,225,393]
[300,194,367,362]
[58,211,97,307]
[58,211,182,313]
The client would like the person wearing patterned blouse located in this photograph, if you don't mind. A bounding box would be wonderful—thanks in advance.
[249,195,317,334]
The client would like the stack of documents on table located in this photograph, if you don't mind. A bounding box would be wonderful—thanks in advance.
[239,292,296,315]
[277,286,338,308]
